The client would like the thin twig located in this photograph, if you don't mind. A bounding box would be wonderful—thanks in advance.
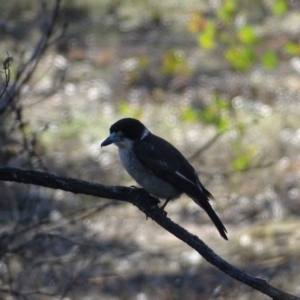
[0,286,57,297]
[197,161,275,177]
[0,53,13,101]
[0,0,62,114]
[189,129,226,161]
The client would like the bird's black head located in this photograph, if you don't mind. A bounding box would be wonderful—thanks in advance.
[101,118,149,148]
[110,118,146,140]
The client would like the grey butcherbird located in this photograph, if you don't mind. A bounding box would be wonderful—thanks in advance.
[101,118,228,240]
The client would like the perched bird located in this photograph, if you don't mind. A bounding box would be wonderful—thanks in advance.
[101,118,228,240]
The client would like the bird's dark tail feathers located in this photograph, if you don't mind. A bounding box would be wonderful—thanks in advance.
[192,189,228,240]
[203,201,228,240]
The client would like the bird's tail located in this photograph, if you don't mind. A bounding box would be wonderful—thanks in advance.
[191,189,228,240]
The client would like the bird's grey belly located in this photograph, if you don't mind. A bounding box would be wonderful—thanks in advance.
[119,148,180,200]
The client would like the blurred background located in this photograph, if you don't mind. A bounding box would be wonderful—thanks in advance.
[1,0,300,299]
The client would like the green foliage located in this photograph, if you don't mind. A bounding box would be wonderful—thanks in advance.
[181,95,231,131]
[232,144,258,171]
[224,46,255,71]
[217,0,237,24]
[188,1,296,71]
[200,95,231,131]
[161,50,192,76]
[261,51,278,69]
[181,107,198,122]
[272,0,288,15]
[118,101,143,118]
[284,42,300,55]
[238,26,257,45]
[198,21,216,50]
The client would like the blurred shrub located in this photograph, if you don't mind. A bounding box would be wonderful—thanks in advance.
[188,0,299,71]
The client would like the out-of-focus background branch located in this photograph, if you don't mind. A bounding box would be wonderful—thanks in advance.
[1,0,300,299]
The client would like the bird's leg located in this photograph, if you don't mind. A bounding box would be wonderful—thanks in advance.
[145,197,169,219]
[160,198,171,212]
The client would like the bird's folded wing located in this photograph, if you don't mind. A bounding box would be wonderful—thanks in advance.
[135,136,211,199]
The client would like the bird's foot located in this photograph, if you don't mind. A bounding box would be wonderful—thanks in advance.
[159,198,170,212]
[158,205,168,216]
[145,198,170,219]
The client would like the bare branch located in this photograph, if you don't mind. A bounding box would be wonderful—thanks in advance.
[198,161,275,177]
[189,129,226,161]
[0,53,13,101]
[0,286,57,297]
[0,0,63,114]
[0,167,298,300]
[10,103,48,170]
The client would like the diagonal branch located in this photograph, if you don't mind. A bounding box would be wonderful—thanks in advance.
[0,167,298,300]
[0,0,64,114]
[189,129,226,161]
[0,54,13,101]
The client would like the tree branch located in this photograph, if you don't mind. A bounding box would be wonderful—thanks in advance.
[0,54,13,101]
[189,129,226,161]
[0,0,63,114]
[0,167,298,300]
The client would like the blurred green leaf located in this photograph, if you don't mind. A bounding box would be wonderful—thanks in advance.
[218,0,237,23]
[199,95,232,131]
[223,0,236,13]
[233,154,251,171]
[161,50,191,76]
[118,102,142,118]
[224,46,254,70]
[261,51,278,69]
[215,97,230,110]
[238,26,257,44]
[201,108,216,124]
[181,107,198,122]
[232,145,258,171]
[217,117,230,131]
[118,101,131,115]
[284,42,300,55]
[198,22,216,50]
[272,0,288,14]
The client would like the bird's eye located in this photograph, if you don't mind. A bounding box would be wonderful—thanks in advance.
[117,130,124,137]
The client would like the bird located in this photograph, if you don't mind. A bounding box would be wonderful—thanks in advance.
[101,118,228,240]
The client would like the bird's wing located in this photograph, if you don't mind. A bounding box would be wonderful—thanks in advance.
[136,134,228,240]
[135,135,212,200]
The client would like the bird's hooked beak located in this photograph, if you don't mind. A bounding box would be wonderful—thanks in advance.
[101,132,122,147]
